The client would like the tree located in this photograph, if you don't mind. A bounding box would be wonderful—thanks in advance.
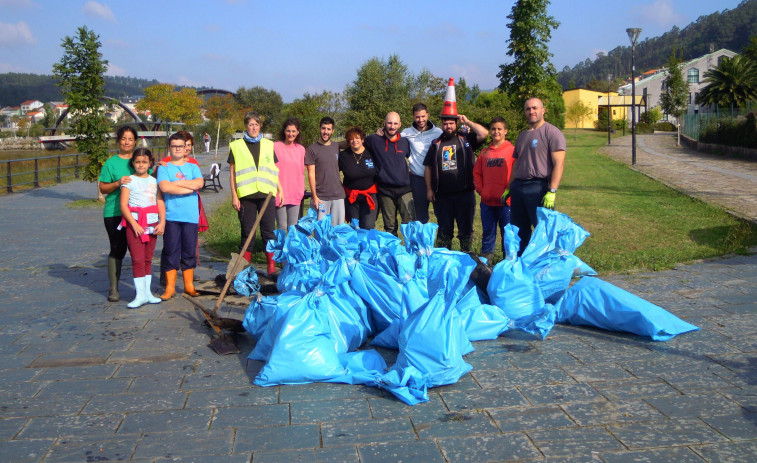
[659,49,689,145]
[204,94,241,157]
[40,102,56,129]
[235,86,283,133]
[52,26,112,187]
[565,100,593,139]
[344,55,414,132]
[640,106,663,125]
[282,90,344,146]
[696,55,757,110]
[17,117,30,137]
[136,84,203,127]
[498,0,565,130]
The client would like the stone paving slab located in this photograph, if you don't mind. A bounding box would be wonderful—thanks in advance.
[1,151,757,461]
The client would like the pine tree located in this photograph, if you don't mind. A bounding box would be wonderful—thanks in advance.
[52,26,112,187]
[498,0,565,130]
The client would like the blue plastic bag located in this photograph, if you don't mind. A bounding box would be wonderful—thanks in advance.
[392,289,473,388]
[233,266,260,297]
[529,251,596,304]
[456,282,510,341]
[554,277,700,341]
[487,225,545,319]
[520,208,590,268]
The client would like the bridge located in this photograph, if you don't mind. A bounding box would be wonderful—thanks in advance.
[39,88,234,149]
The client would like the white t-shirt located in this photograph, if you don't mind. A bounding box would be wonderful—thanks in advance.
[123,175,159,224]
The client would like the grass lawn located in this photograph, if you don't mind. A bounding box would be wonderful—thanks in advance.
[203,130,757,274]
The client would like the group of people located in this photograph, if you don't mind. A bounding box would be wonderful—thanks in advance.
[101,96,566,305]
[100,127,204,308]
[229,96,566,272]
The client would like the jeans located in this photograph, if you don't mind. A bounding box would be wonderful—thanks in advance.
[509,178,548,255]
[163,221,199,271]
[480,202,510,255]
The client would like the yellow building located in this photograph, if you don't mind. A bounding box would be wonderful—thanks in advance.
[563,88,645,129]
[563,89,616,129]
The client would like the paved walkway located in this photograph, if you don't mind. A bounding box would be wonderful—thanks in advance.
[0,146,756,462]
[600,133,757,223]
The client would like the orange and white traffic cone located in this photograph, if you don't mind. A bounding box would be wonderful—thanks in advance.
[440,77,460,119]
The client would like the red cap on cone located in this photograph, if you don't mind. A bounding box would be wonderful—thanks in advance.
[440,77,459,119]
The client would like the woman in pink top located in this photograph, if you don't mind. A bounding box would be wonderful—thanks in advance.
[274,117,306,231]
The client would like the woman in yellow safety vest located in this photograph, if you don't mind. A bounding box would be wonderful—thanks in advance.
[228,112,283,275]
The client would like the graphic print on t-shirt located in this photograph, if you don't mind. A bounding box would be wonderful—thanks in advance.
[441,145,457,171]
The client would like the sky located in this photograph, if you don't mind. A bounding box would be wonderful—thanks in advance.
[0,0,744,102]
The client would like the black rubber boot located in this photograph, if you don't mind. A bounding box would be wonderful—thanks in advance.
[107,257,122,302]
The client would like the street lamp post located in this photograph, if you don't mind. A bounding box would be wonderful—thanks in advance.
[627,27,641,165]
[607,74,613,145]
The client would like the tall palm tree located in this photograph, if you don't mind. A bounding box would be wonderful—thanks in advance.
[696,55,757,109]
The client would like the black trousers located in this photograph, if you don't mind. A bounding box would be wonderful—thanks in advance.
[238,196,276,253]
[432,189,476,251]
[344,193,378,230]
[509,178,548,255]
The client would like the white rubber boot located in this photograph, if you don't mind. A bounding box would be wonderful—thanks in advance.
[127,277,147,309]
[143,275,161,304]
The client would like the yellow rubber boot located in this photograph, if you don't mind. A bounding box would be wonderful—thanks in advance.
[160,269,177,300]
[183,268,200,297]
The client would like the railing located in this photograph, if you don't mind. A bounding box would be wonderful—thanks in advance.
[1,153,91,194]
[682,105,753,141]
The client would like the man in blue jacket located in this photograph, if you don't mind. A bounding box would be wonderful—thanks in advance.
[364,112,414,235]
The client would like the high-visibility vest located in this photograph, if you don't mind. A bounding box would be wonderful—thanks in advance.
[230,138,278,197]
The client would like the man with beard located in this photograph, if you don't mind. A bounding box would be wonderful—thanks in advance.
[423,113,488,251]
[503,97,566,255]
[305,116,345,225]
[364,111,414,235]
[401,103,442,223]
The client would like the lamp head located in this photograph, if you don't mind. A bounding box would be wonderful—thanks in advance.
[626,28,641,46]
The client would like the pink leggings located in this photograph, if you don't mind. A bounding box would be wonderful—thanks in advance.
[125,223,158,278]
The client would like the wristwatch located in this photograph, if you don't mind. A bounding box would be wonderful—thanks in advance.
[548,188,557,193]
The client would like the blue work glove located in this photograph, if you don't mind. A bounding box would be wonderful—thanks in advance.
[542,191,555,209]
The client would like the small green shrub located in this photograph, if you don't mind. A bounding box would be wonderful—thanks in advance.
[653,122,676,132]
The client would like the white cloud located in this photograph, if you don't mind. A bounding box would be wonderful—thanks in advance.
[82,1,116,22]
[0,20,35,46]
[106,63,126,76]
[634,0,683,28]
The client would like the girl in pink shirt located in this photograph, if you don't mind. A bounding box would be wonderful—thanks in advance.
[274,118,306,231]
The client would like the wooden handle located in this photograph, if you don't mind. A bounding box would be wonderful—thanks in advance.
[213,191,273,313]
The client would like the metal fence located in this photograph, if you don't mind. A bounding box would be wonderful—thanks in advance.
[1,153,90,193]
[682,105,754,141]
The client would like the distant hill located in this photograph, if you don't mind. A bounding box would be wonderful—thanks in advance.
[0,73,162,106]
[558,0,757,89]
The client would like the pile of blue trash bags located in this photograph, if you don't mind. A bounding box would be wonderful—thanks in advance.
[237,208,699,405]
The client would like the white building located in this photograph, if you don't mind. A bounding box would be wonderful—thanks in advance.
[618,48,737,124]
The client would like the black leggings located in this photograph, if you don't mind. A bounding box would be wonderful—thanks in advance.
[104,216,128,259]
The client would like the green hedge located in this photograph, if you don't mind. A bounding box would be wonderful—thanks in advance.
[699,113,757,148]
